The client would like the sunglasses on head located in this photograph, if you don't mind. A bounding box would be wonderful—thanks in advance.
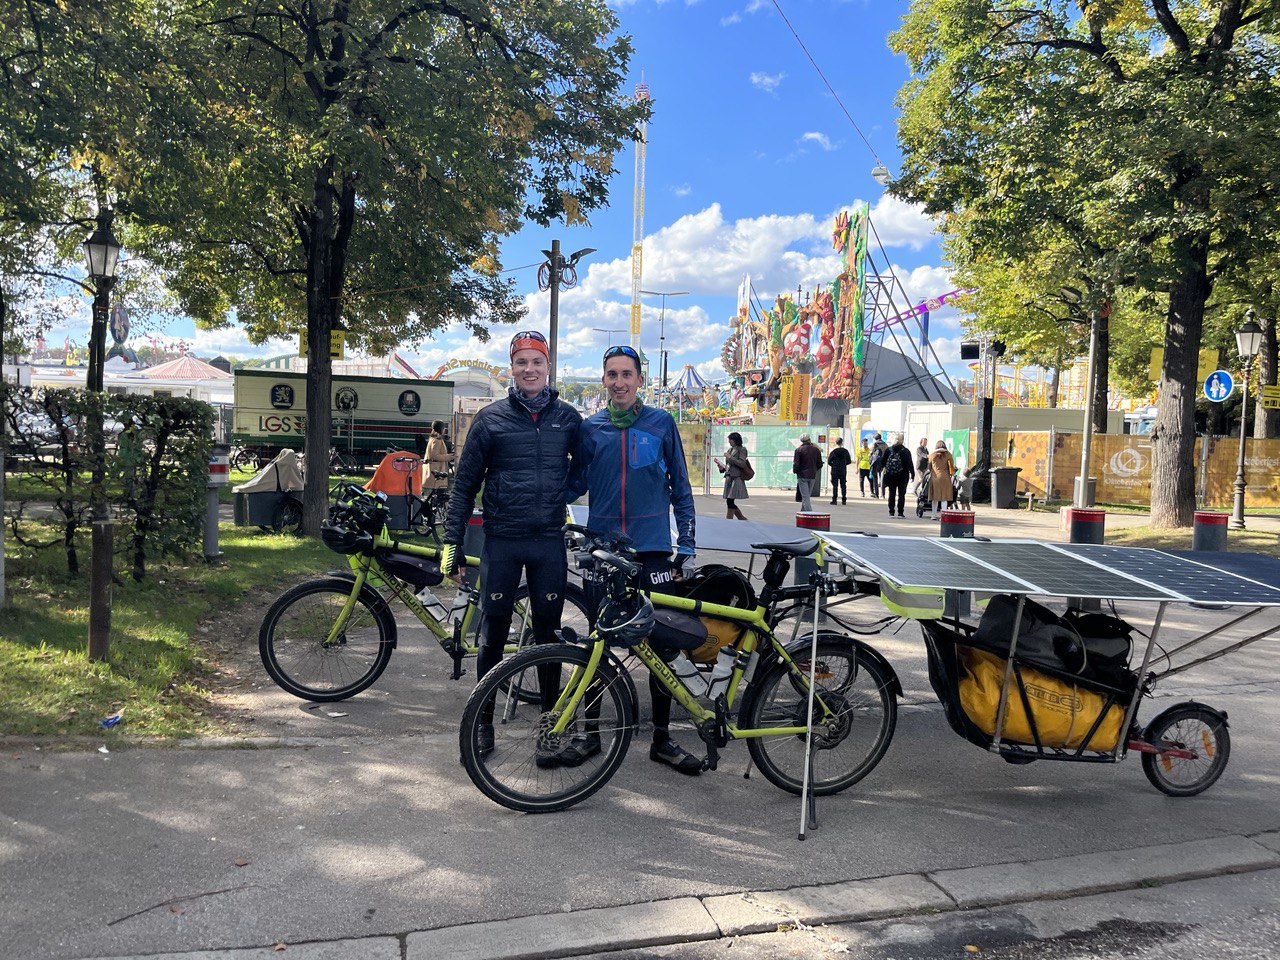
[510,330,548,347]
[603,345,639,360]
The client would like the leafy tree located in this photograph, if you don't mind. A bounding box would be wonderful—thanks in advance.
[891,0,1280,526]
[122,0,645,533]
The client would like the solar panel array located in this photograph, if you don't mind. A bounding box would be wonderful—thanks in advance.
[821,534,1280,606]
[1058,543,1280,606]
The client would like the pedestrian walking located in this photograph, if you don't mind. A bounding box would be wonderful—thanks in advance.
[440,330,582,760]
[869,432,888,497]
[793,433,822,512]
[575,344,701,774]
[715,432,751,520]
[914,437,930,496]
[857,439,872,496]
[927,440,956,520]
[881,433,915,518]
[827,437,852,505]
[425,420,453,491]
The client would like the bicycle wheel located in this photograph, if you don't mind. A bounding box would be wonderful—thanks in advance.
[460,644,635,813]
[1141,702,1231,797]
[333,452,359,475]
[259,577,396,701]
[273,498,303,535]
[742,639,897,796]
[500,583,595,702]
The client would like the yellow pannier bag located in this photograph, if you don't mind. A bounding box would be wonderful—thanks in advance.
[957,646,1125,752]
[689,618,747,663]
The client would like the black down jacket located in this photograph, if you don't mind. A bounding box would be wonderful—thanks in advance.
[442,391,582,544]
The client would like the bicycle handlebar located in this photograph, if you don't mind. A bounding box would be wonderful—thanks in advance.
[590,548,640,578]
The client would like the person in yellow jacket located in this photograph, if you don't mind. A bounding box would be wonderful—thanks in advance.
[856,439,873,497]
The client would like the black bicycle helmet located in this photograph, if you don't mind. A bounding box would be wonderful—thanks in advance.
[595,592,654,647]
[320,521,373,556]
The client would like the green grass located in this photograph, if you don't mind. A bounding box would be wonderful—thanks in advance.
[1107,525,1280,557]
[0,523,332,740]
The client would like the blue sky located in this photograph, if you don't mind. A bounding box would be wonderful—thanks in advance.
[64,0,968,385]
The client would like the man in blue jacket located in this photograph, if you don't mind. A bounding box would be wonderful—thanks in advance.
[574,344,701,774]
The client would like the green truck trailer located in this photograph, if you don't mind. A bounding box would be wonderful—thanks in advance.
[231,368,454,467]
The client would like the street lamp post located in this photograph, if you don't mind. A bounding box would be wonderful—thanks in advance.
[539,241,595,388]
[639,289,688,392]
[83,209,121,394]
[592,327,626,346]
[1230,310,1264,530]
[81,208,122,662]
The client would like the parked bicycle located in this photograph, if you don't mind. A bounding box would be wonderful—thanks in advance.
[258,485,590,701]
[458,524,901,812]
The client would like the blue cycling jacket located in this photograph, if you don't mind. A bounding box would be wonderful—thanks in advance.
[572,405,696,556]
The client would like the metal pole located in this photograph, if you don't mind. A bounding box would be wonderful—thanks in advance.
[798,580,822,840]
[1230,356,1252,529]
[547,239,561,389]
[659,301,667,388]
[1076,311,1100,508]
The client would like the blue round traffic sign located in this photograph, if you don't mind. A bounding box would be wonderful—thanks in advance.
[1203,370,1234,403]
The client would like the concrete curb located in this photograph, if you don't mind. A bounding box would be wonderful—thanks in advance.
[79,833,1280,960]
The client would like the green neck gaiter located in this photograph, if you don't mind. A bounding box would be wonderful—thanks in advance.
[608,401,643,429]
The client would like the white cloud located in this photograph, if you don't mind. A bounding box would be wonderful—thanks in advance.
[695,358,728,383]
[864,194,937,251]
[749,71,784,94]
[800,132,835,151]
[191,326,294,359]
[745,0,769,11]
[720,11,741,25]
[671,183,692,197]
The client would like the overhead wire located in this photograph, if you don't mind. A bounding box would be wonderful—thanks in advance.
[767,0,885,165]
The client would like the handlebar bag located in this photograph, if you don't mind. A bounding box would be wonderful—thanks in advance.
[376,550,443,588]
[650,609,708,656]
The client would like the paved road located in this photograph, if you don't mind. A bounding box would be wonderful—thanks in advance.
[2,492,1278,960]
[577,867,1280,960]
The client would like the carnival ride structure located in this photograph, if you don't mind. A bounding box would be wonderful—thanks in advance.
[721,202,957,421]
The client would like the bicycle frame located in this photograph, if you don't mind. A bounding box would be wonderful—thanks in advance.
[548,591,845,741]
[324,531,522,672]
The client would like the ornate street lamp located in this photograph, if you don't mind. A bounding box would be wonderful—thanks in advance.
[82,210,122,393]
[1230,310,1263,530]
[539,241,595,387]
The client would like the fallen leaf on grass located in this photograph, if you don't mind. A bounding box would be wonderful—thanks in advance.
[234,857,250,867]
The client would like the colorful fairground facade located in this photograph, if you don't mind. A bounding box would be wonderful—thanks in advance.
[716,202,960,426]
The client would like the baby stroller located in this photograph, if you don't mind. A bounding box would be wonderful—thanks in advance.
[915,469,964,517]
[914,470,932,518]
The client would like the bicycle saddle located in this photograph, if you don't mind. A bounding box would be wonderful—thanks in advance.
[751,539,819,557]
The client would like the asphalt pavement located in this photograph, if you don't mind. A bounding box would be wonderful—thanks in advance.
[2,490,1279,960]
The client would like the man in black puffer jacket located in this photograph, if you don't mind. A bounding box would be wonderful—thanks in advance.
[441,330,582,760]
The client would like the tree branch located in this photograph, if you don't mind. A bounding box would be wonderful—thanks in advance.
[1149,0,1191,53]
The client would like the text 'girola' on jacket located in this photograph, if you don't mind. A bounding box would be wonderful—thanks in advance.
[442,390,582,544]
[572,405,695,556]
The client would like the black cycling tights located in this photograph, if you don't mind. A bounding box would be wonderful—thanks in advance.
[586,551,680,745]
[477,535,566,723]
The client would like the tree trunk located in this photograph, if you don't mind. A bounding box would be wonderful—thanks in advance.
[1047,363,1060,408]
[1254,306,1277,440]
[1150,230,1211,528]
[300,164,355,537]
[1090,311,1110,433]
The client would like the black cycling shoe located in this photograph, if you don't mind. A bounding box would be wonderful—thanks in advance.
[558,733,602,767]
[650,739,703,776]
[535,743,564,769]
[476,724,495,758]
